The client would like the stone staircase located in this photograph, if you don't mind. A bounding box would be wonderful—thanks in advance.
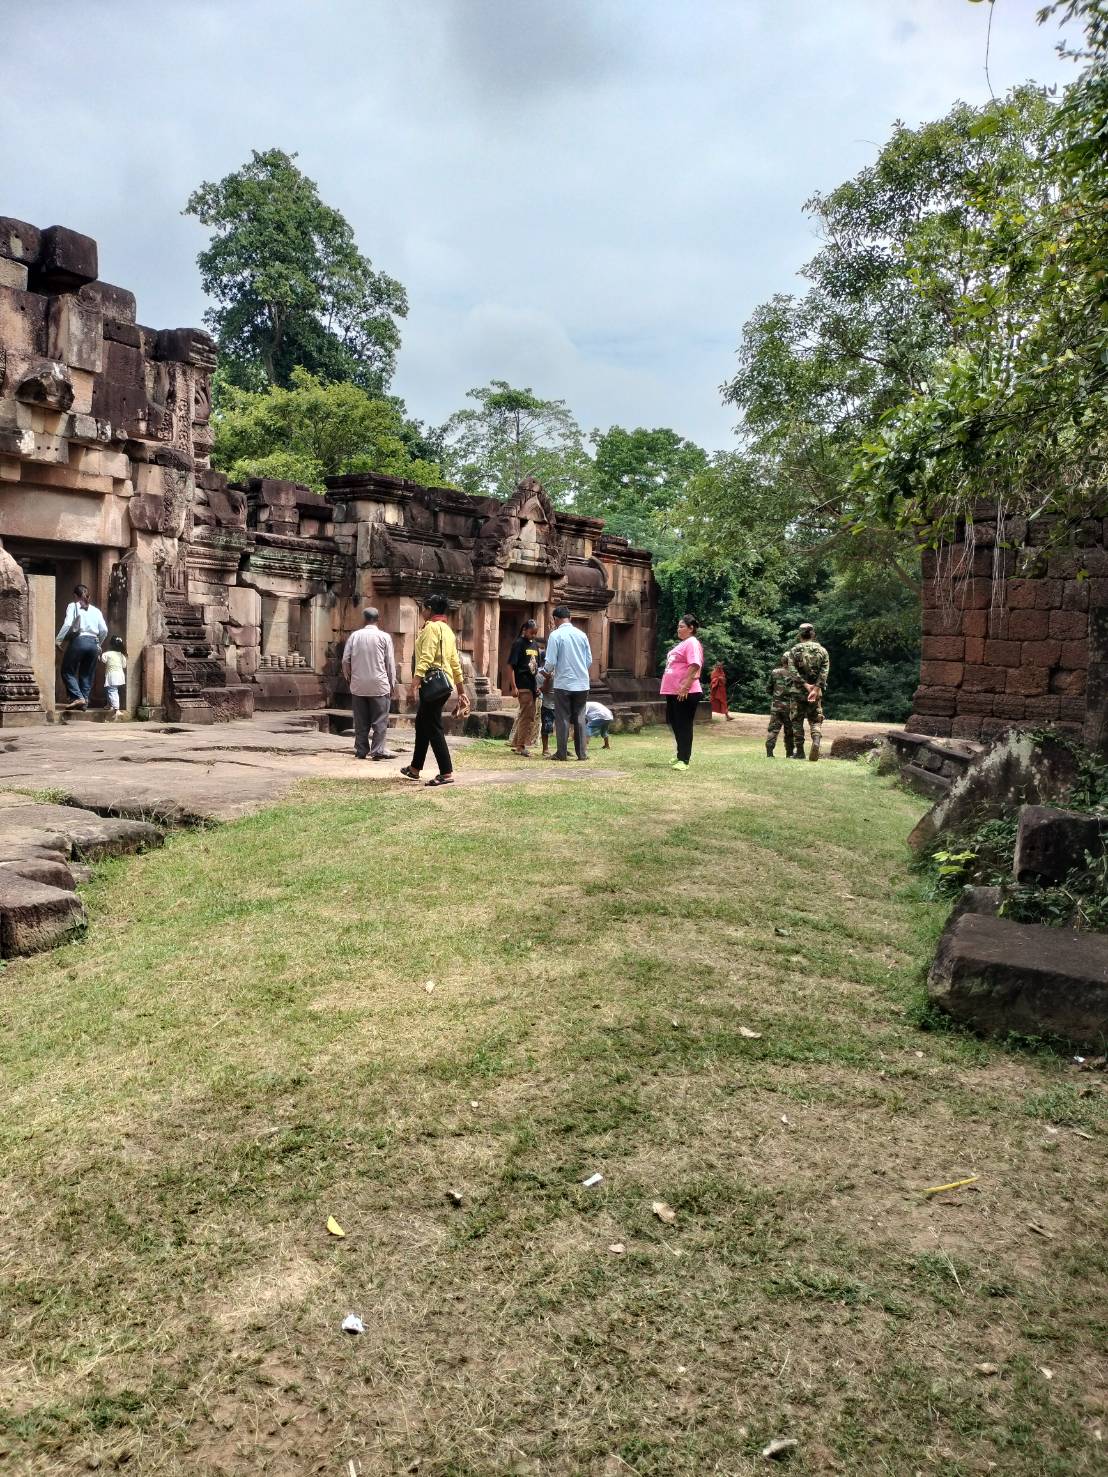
[162,599,255,723]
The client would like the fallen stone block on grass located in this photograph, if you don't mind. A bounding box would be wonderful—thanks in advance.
[908,731,1081,854]
[0,871,86,956]
[1013,805,1108,885]
[928,912,1108,1048]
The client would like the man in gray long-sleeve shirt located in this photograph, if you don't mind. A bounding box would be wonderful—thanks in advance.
[342,607,398,760]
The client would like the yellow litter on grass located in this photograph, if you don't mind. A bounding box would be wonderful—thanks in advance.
[326,1215,346,1237]
[923,1175,979,1197]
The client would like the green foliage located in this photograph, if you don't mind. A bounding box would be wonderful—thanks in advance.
[577,426,707,552]
[439,380,589,505]
[212,369,446,492]
[855,7,1108,548]
[185,148,406,392]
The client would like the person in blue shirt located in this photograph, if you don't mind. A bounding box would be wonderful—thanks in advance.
[55,584,108,709]
[538,604,593,761]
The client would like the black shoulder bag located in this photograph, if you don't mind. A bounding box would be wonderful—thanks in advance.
[420,622,453,704]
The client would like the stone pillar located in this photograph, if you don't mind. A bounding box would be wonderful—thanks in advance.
[27,573,57,714]
[0,540,45,726]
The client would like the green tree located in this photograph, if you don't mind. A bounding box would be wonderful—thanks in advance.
[212,369,446,492]
[700,84,1061,593]
[578,426,707,552]
[855,4,1108,553]
[185,149,407,392]
[439,381,589,504]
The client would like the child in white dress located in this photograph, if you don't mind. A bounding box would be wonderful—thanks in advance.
[101,637,127,717]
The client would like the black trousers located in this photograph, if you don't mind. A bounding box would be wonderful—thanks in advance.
[412,690,452,775]
[666,693,701,763]
[554,688,588,759]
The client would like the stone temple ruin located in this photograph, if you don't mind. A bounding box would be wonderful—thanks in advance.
[0,218,659,727]
[909,515,1108,753]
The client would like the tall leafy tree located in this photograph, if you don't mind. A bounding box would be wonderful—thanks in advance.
[702,84,1061,594]
[578,426,707,552]
[185,149,407,392]
[856,4,1108,552]
[212,369,445,492]
[439,381,589,504]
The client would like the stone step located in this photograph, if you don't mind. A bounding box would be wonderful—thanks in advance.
[928,911,1108,1048]
[0,871,86,956]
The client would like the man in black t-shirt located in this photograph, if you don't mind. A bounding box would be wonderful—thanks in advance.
[505,618,542,755]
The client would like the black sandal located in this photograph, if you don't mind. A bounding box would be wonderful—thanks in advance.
[425,774,454,787]
[399,766,420,781]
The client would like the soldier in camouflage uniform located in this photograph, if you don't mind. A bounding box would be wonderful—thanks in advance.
[786,622,830,761]
[765,653,800,757]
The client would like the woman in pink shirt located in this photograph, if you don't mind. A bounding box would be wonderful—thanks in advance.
[660,614,704,770]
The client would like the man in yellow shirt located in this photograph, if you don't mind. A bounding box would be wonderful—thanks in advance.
[400,593,469,787]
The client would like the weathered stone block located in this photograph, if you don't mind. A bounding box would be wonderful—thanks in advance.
[919,659,964,687]
[922,607,963,636]
[0,285,48,365]
[962,609,989,638]
[1023,695,1062,720]
[0,258,29,290]
[993,695,1026,720]
[1062,581,1089,612]
[958,691,995,715]
[47,294,103,373]
[964,637,986,664]
[154,327,217,367]
[15,360,74,411]
[963,665,1006,693]
[948,884,1004,924]
[0,217,41,264]
[1005,579,1036,610]
[913,686,958,716]
[984,639,1023,667]
[1033,580,1065,610]
[32,226,98,292]
[1022,639,1062,667]
[928,912,1108,1046]
[1048,608,1088,640]
[952,579,992,610]
[1050,669,1086,696]
[0,873,86,957]
[77,280,137,325]
[1006,665,1050,696]
[1058,640,1089,669]
[1058,696,1086,721]
[1014,804,1108,884]
[927,635,965,662]
[905,715,953,737]
[1008,608,1050,640]
[951,715,984,740]
[907,731,1081,854]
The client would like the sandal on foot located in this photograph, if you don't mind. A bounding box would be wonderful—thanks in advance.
[425,774,454,787]
[399,765,421,780]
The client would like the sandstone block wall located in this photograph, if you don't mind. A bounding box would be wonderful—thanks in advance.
[910,520,1108,752]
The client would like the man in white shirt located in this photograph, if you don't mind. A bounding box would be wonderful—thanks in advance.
[55,583,108,709]
[341,607,398,760]
[539,605,593,761]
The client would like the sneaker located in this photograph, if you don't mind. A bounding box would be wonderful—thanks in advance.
[672,760,688,772]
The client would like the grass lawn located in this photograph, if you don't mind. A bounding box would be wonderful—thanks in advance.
[1,725,1105,1475]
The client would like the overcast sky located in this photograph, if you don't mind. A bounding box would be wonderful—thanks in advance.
[1,1,1077,450]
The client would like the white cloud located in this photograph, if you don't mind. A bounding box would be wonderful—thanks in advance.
[0,0,1078,450]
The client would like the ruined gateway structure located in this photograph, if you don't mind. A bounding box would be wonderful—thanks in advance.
[0,218,658,726]
[909,517,1108,754]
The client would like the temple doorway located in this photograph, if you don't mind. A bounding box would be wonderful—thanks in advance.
[497,602,538,690]
[6,540,99,711]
